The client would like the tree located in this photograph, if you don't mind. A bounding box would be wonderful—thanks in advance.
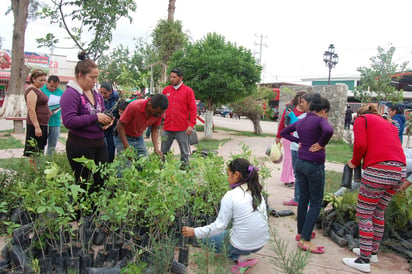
[97,41,149,94]
[0,0,31,120]
[152,19,188,83]
[168,32,261,139]
[230,87,274,135]
[37,0,136,60]
[355,45,408,103]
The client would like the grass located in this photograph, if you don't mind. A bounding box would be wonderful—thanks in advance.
[0,133,24,149]
[326,140,353,164]
[325,170,343,194]
[197,138,231,151]
[215,126,275,138]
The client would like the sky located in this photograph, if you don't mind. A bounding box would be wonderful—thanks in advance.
[1,0,412,83]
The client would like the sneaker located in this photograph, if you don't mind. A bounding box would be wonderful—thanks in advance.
[352,248,378,263]
[343,257,370,273]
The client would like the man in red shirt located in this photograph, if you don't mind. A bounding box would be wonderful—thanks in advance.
[116,94,168,157]
[161,68,197,164]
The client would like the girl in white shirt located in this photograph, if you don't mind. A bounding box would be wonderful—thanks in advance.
[182,158,269,271]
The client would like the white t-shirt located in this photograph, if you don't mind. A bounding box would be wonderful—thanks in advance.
[194,185,269,250]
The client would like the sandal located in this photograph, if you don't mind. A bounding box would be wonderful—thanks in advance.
[297,241,325,254]
[283,199,298,206]
[231,258,258,274]
[295,232,316,241]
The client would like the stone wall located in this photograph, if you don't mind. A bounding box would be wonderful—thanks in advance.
[279,84,348,140]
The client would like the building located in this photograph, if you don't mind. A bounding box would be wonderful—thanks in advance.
[0,50,76,106]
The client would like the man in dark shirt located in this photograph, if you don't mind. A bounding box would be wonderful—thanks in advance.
[345,105,354,129]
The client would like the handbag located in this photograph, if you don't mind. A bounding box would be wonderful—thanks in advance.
[269,142,283,164]
[189,130,199,145]
[340,164,353,189]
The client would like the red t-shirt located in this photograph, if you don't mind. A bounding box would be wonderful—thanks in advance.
[119,99,163,137]
[276,107,304,139]
[162,83,197,131]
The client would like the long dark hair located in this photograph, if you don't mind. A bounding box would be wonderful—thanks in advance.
[309,93,330,113]
[228,158,263,211]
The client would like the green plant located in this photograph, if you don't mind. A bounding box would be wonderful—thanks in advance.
[269,226,310,274]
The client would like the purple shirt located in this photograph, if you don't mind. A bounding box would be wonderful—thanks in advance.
[61,81,105,140]
[280,112,333,164]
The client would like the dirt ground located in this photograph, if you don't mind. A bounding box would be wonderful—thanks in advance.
[0,128,410,273]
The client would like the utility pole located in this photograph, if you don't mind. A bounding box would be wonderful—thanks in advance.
[254,34,267,82]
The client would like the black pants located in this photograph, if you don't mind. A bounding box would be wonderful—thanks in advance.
[66,141,108,195]
[344,118,352,129]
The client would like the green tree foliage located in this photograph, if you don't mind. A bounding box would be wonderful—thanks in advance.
[152,19,188,65]
[355,45,408,103]
[230,87,274,135]
[97,41,149,94]
[168,32,261,138]
[36,0,136,60]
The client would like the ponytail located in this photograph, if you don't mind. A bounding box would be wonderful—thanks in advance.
[228,158,263,211]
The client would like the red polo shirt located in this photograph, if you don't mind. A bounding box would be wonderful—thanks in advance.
[162,83,197,131]
[119,99,163,137]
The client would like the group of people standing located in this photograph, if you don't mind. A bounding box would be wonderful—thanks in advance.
[23,52,197,197]
[22,54,411,273]
[276,92,410,272]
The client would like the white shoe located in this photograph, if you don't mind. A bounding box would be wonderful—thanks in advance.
[352,248,379,263]
[343,257,370,273]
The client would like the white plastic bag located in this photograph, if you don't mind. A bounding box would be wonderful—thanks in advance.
[269,142,283,164]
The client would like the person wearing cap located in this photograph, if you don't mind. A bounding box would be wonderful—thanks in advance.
[161,68,197,164]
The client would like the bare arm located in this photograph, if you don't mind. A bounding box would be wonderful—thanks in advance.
[151,126,162,156]
[116,121,129,149]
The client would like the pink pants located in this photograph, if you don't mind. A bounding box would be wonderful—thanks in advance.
[280,138,295,184]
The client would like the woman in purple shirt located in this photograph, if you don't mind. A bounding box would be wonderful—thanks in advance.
[61,52,113,195]
[280,93,333,254]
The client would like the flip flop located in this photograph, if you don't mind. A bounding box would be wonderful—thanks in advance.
[297,241,325,254]
[231,259,258,274]
[295,232,316,241]
[283,199,298,206]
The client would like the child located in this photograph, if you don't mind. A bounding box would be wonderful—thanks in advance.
[182,158,269,273]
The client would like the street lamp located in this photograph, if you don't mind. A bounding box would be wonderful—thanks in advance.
[323,44,339,85]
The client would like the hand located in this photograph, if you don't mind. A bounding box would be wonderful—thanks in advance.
[275,137,280,144]
[347,160,356,169]
[309,143,323,152]
[185,126,194,135]
[97,113,112,126]
[182,226,195,237]
[34,127,42,137]
[102,117,115,130]
[154,148,162,157]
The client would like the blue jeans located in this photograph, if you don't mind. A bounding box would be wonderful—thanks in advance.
[161,130,190,163]
[47,126,60,156]
[202,230,262,261]
[295,159,325,241]
[291,150,300,203]
[115,135,147,157]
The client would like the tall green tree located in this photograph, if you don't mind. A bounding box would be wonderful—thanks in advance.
[168,32,261,139]
[355,45,408,103]
[151,19,188,83]
[37,0,136,60]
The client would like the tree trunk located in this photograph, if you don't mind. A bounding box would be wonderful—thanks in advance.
[249,115,263,135]
[167,0,176,23]
[0,0,30,119]
[204,98,214,140]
